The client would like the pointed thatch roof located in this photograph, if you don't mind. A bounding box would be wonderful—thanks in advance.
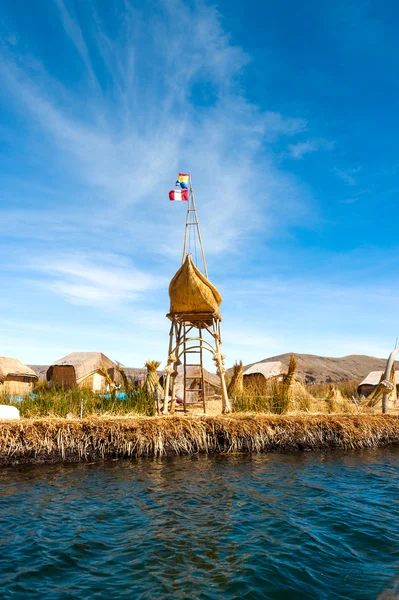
[169,254,222,317]
[47,352,117,383]
[358,371,384,388]
[0,357,38,383]
[243,361,287,380]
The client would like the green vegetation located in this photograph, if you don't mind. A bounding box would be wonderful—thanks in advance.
[233,379,292,414]
[1,381,155,418]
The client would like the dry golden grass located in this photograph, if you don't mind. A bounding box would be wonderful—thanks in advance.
[0,414,398,465]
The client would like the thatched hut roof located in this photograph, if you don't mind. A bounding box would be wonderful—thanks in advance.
[124,367,164,383]
[177,365,220,386]
[169,254,222,317]
[47,352,117,383]
[358,371,384,389]
[0,357,38,383]
[243,361,287,380]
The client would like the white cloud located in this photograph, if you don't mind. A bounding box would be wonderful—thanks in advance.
[0,0,350,366]
[34,253,165,306]
[333,166,362,186]
[287,138,334,159]
[0,0,314,263]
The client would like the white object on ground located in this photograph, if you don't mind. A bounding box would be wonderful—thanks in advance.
[0,405,20,420]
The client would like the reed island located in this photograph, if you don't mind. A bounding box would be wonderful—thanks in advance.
[1,173,398,466]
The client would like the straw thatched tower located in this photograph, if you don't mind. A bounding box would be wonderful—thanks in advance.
[162,174,231,414]
[0,357,38,397]
[47,352,120,392]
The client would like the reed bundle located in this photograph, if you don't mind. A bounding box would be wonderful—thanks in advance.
[1,415,398,465]
[145,360,161,395]
[326,384,357,414]
[227,361,243,396]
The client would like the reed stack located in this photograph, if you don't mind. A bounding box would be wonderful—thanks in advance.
[145,361,161,395]
[227,361,244,397]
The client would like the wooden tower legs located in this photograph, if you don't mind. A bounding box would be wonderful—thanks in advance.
[162,317,231,415]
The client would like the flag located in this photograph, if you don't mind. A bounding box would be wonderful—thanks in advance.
[176,173,189,189]
[169,188,188,201]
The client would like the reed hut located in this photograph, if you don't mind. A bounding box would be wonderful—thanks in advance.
[0,357,38,396]
[357,371,388,397]
[243,361,288,387]
[359,367,399,410]
[174,366,220,404]
[123,367,164,386]
[47,352,119,392]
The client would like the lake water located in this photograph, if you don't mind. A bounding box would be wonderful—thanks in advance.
[1,449,398,599]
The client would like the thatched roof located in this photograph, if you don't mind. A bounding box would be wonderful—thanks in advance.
[47,352,117,383]
[0,357,38,383]
[358,371,384,388]
[169,254,222,317]
[177,365,220,386]
[359,371,384,387]
[243,361,287,379]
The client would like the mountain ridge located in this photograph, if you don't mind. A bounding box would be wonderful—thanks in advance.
[239,353,397,384]
[29,353,397,385]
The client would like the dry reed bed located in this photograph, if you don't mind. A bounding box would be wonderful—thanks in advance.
[1,414,399,465]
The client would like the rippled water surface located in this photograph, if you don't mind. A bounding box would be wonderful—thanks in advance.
[1,449,399,599]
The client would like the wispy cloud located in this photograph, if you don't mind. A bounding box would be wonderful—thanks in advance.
[333,166,362,186]
[287,138,334,159]
[33,253,165,306]
[340,189,371,204]
[0,0,314,265]
[3,0,374,365]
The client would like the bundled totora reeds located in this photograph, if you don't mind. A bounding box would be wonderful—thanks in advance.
[0,414,398,465]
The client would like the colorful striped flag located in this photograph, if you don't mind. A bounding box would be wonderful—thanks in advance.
[169,188,188,202]
[176,173,189,189]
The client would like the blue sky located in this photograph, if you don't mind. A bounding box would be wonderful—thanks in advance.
[0,0,398,367]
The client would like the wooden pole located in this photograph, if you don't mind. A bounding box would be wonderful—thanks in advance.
[199,326,207,414]
[162,322,175,415]
[214,319,231,414]
[189,174,208,278]
[382,347,399,414]
[182,183,191,266]
[170,321,180,415]
[154,383,160,416]
[183,323,187,413]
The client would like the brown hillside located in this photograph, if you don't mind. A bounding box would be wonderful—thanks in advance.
[30,354,398,386]
[237,353,398,385]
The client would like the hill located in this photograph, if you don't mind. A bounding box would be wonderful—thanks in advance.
[239,353,397,385]
[29,353,398,386]
[29,365,48,380]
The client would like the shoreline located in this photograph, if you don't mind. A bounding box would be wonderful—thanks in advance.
[0,414,399,466]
